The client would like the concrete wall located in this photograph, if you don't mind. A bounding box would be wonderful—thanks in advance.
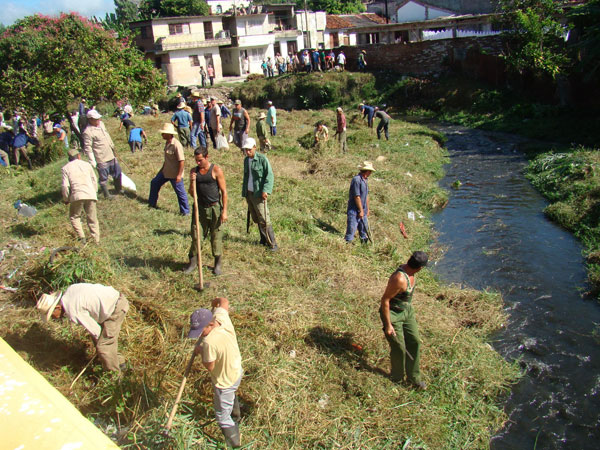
[396,2,452,23]
[164,46,223,86]
[337,35,503,78]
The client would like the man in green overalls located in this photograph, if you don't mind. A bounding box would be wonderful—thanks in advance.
[379,251,428,390]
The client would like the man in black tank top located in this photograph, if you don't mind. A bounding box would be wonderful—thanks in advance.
[184,147,228,275]
[379,251,428,390]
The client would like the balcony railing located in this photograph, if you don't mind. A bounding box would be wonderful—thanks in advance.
[155,30,231,52]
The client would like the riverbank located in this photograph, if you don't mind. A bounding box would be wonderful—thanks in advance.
[0,109,518,448]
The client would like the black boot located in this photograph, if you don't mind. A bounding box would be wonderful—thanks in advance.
[213,255,222,276]
[101,184,113,199]
[221,425,241,448]
[232,395,241,424]
[266,226,278,252]
[183,256,197,274]
[258,227,268,246]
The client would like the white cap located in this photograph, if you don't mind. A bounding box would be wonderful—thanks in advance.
[242,137,256,149]
[87,110,102,119]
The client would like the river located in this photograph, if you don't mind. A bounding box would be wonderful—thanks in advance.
[429,124,600,449]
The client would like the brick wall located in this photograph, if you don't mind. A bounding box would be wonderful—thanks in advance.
[338,35,504,81]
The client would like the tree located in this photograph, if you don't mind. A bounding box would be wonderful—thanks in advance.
[0,13,166,140]
[115,0,141,23]
[140,0,210,18]
[296,0,365,15]
[498,0,571,79]
[568,0,600,81]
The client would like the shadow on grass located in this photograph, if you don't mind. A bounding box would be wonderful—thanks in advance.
[121,256,184,272]
[25,189,62,207]
[314,218,340,234]
[4,322,89,372]
[306,326,388,379]
[153,228,188,237]
[10,222,40,238]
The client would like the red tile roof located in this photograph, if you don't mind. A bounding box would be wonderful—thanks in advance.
[326,13,387,30]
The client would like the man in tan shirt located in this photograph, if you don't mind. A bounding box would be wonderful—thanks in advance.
[82,109,122,199]
[37,283,129,372]
[148,123,190,215]
[62,148,99,243]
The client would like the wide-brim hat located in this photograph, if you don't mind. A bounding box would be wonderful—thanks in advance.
[188,308,213,338]
[234,100,242,105]
[191,91,201,98]
[177,103,185,109]
[87,110,102,119]
[36,292,63,322]
[217,100,224,104]
[359,161,376,172]
[159,123,177,135]
[258,112,266,119]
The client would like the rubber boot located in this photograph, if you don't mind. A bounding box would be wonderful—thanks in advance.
[114,174,123,195]
[183,256,197,274]
[101,184,113,199]
[213,255,222,276]
[258,227,268,246]
[221,425,241,448]
[266,226,278,252]
[231,395,241,424]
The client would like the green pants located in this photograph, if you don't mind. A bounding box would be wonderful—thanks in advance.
[96,294,129,372]
[246,192,271,228]
[177,126,191,147]
[380,304,422,384]
[188,203,223,258]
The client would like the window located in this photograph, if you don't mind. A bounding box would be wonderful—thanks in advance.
[169,23,190,35]
[204,53,214,68]
[189,55,200,66]
[216,5,222,14]
[204,21,214,40]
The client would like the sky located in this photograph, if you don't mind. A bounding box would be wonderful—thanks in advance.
[1,0,116,26]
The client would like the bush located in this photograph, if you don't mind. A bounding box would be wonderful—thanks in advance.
[31,139,66,167]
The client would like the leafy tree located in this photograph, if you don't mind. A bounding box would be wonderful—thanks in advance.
[568,0,600,80]
[115,0,141,23]
[0,13,166,140]
[498,0,571,79]
[140,0,210,18]
[297,0,365,14]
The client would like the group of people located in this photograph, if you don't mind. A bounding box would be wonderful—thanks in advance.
[34,92,428,449]
[359,102,392,140]
[259,49,350,77]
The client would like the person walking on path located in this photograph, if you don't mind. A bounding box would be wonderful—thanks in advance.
[128,126,147,153]
[82,110,123,199]
[242,138,278,251]
[37,283,129,373]
[188,297,243,448]
[336,107,348,153]
[208,97,222,150]
[230,100,250,149]
[148,123,190,215]
[266,57,274,78]
[256,112,271,152]
[171,103,193,149]
[184,146,228,276]
[345,161,374,243]
[191,92,207,150]
[359,103,375,129]
[379,251,428,390]
[266,101,277,136]
[358,50,367,71]
[337,51,346,71]
[207,65,216,86]
[375,107,391,140]
[62,148,99,243]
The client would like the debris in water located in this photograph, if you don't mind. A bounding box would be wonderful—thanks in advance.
[452,180,462,189]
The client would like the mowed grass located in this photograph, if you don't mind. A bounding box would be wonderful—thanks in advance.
[0,108,518,449]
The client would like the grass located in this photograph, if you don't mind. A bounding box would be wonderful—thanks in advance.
[0,106,518,449]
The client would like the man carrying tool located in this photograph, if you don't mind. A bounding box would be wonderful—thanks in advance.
[82,110,123,199]
[184,146,228,276]
[242,138,278,251]
[345,161,374,243]
[37,283,129,372]
[379,251,428,390]
[188,298,242,448]
[61,148,99,244]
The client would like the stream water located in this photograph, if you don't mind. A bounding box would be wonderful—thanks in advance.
[429,124,600,449]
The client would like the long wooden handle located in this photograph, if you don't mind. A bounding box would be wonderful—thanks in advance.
[165,351,197,432]
[192,184,204,289]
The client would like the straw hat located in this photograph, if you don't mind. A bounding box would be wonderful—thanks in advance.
[191,90,201,98]
[177,103,185,109]
[258,112,266,119]
[159,123,177,135]
[36,292,63,322]
[359,161,376,172]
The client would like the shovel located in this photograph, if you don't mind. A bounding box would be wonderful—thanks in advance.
[192,184,209,291]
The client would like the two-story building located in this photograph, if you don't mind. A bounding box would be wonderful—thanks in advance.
[131,15,231,86]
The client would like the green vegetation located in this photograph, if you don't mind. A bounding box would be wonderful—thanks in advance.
[0,108,517,448]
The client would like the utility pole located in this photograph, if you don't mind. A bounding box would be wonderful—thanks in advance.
[304,0,310,48]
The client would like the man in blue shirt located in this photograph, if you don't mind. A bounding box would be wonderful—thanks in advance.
[128,126,147,153]
[0,127,13,167]
[171,104,193,148]
[359,103,375,128]
[345,161,375,243]
[12,128,35,169]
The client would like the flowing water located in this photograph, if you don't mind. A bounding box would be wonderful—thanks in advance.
[429,124,600,449]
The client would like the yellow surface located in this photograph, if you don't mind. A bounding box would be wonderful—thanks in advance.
[0,337,120,450]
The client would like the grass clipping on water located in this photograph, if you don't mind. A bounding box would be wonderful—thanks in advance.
[0,108,518,449]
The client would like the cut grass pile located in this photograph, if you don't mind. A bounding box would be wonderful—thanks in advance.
[0,107,518,449]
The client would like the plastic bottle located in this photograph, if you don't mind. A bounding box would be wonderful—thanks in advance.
[14,200,37,217]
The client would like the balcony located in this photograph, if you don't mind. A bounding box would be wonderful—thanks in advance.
[273,29,302,39]
[155,30,231,52]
